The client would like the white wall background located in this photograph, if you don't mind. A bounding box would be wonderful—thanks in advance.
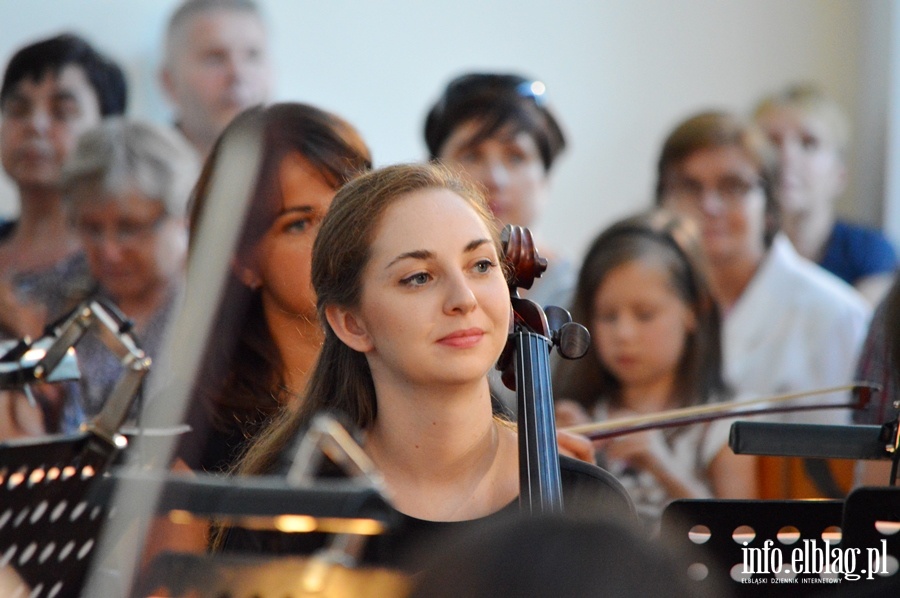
[0,0,894,262]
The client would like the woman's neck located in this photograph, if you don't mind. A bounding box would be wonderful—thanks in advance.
[1,191,79,274]
[617,378,677,414]
[113,278,178,332]
[265,308,324,404]
[781,208,834,262]
[364,378,519,521]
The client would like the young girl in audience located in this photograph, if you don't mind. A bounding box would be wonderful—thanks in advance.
[554,210,756,528]
[220,163,633,569]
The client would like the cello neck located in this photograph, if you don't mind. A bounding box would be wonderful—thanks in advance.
[514,327,564,514]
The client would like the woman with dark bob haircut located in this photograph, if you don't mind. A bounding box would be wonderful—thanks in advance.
[218,163,633,570]
[177,102,372,474]
[424,72,572,310]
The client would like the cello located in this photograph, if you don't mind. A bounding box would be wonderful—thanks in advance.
[498,224,591,514]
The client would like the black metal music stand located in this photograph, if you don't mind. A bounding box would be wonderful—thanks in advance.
[0,431,122,598]
[661,498,845,596]
[0,299,149,598]
[131,415,405,598]
[840,487,900,594]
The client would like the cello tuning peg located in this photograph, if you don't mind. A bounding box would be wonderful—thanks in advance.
[557,322,591,360]
[544,305,571,333]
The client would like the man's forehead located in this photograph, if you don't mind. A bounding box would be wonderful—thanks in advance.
[170,9,263,44]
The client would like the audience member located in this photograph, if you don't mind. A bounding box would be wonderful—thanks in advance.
[655,111,870,497]
[59,118,198,429]
[1,118,195,438]
[554,210,756,530]
[160,0,273,158]
[424,72,572,309]
[755,83,897,304]
[656,111,870,421]
[176,102,371,474]
[0,33,127,338]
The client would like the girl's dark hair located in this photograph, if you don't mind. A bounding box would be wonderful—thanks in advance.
[654,111,780,246]
[1,33,127,116]
[553,209,730,413]
[424,73,566,171]
[187,102,371,440]
[234,162,500,476]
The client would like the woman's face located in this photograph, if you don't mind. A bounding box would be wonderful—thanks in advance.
[438,119,547,228]
[755,105,846,217]
[249,151,335,321]
[72,186,187,304]
[661,145,767,268]
[591,257,694,397]
[347,188,510,389]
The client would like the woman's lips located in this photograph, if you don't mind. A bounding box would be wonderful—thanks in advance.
[437,328,485,348]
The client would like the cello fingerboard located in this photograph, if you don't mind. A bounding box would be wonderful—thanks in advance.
[515,330,564,515]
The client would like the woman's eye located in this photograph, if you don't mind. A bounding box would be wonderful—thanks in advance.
[473,259,496,274]
[505,150,527,165]
[635,310,657,322]
[284,218,312,233]
[52,100,80,122]
[2,99,28,119]
[593,312,616,324]
[457,150,480,164]
[400,272,431,287]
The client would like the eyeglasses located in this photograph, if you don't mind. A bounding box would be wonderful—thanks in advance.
[665,175,762,209]
[75,214,168,247]
[437,73,548,113]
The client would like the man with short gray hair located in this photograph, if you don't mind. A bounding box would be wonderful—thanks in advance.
[159,0,273,157]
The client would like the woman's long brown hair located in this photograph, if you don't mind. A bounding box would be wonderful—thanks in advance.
[187,103,371,452]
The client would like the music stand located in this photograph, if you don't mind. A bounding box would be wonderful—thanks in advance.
[0,299,149,598]
[840,486,900,591]
[133,415,407,598]
[0,431,123,598]
[661,498,845,596]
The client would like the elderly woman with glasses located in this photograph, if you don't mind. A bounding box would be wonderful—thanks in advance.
[59,117,198,429]
[424,72,572,311]
[655,111,870,498]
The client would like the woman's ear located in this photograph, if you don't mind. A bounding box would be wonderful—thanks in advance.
[231,256,262,290]
[325,304,374,353]
[683,306,698,334]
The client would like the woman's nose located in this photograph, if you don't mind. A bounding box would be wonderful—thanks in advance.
[611,316,637,340]
[476,158,509,191]
[443,272,478,314]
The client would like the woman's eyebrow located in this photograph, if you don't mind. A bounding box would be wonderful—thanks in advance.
[386,239,491,269]
[386,249,434,269]
[276,205,314,216]
[464,238,491,252]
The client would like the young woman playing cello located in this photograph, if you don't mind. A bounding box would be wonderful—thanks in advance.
[222,163,633,570]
